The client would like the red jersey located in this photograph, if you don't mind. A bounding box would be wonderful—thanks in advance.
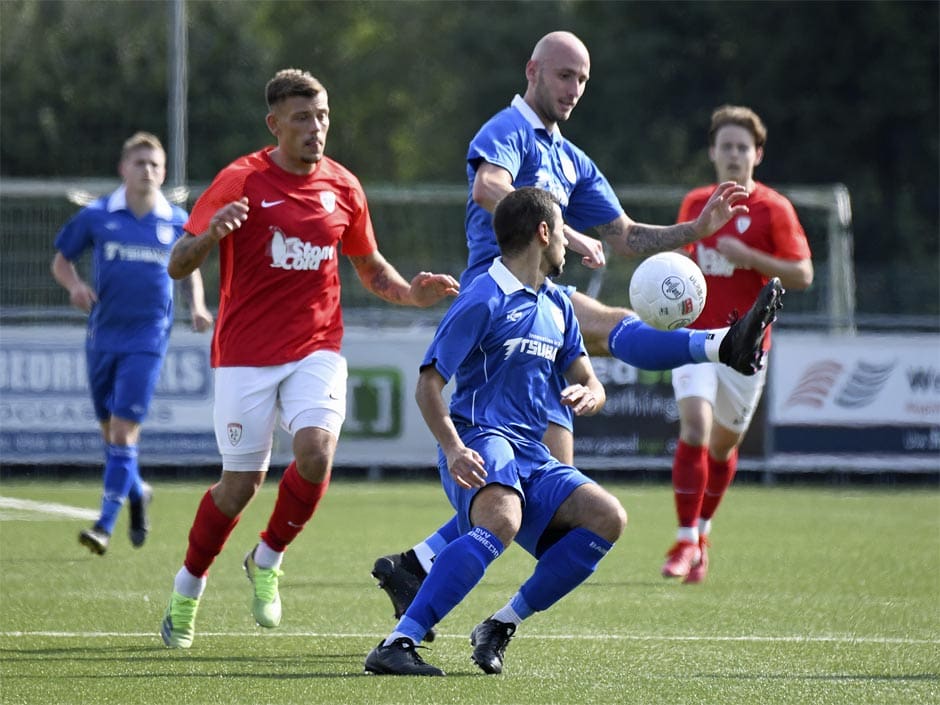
[185,148,378,367]
[678,182,810,349]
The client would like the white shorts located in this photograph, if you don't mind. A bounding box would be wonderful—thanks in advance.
[213,350,348,469]
[671,361,767,434]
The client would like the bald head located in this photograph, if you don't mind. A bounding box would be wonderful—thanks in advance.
[531,31,590,64]
[524,31,591,129]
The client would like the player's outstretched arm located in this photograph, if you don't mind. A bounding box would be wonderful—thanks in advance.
[348,252,459,307]
[599,181,749,258]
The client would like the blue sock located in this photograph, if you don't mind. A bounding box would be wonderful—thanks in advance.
[519,527,613,613]
[396,527,504,643]
[608,315,710,370]
[426,515,461,553]
[97,444,138,534]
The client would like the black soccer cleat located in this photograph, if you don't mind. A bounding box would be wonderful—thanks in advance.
[128,483,153,548]
[469,617,516,674]
[717,277,785,376]
[371,551,436,642]
[78,526,110,556]
[364,637,444,676]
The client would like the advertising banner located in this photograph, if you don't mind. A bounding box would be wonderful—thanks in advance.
[0,325,440,467]
[769,333,940,455]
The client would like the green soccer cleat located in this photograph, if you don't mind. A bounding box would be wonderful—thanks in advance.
[161,591,200,649]
[243,547,283,628]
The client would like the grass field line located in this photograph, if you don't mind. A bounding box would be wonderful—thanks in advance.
[0,496,98,521]
[2,630,937,645]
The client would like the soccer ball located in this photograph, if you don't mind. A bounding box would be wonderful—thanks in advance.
[628,252,707,330]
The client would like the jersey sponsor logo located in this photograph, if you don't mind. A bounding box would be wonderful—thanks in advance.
[261,199,286,208]
[227,422,242,446]
[695,243,735,277]
[103,241,170,265]
[319,191,336,213]
[269,228,335,271]
[735,215,752,234]
[502,335,559,362]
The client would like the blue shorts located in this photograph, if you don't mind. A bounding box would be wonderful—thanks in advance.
[86,349,165,423]
[439,427,594,558]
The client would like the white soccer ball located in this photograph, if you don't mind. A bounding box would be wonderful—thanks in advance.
[628,252,707,330]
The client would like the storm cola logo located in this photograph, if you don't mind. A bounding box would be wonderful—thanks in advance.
[269,228,335,271]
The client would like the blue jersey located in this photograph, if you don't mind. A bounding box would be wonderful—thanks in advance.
[422,259,586,444]
[463,95,624,285]
[54,187,188,354]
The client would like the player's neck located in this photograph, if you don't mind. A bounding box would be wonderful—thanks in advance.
[125,187,158,218]
[503,255,544,291]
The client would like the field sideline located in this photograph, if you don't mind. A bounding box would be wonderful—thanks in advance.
[1,479,937,704]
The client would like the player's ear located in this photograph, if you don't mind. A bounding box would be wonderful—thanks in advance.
[265,111,280,138]
[754,146,765,167]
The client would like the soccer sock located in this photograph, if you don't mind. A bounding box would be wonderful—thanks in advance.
[609,315,706,370]
[97,444,138,534]
[672,440,707,530]
[493,594,530,625]
[184,486,241,578]
[700,449,738,521]
[518,527,613,612]
[260,460,330,552]
[413,515,461,573]
[387,527,504,645]
[174,566,207,600]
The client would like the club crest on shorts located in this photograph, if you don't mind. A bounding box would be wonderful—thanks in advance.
[227,422,243,446]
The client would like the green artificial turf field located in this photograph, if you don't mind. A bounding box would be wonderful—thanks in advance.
[1,479,937,704]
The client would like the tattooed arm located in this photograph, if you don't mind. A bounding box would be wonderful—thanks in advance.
[168,197,248,280]
[598,181,750,258]
[348,252,460,308]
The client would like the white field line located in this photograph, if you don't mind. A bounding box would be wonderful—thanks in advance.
[1,630,937,645]
[0,496,98,521]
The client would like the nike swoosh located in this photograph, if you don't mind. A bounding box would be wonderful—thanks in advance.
[261,199,285,208]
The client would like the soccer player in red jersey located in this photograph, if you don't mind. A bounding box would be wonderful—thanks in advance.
[661,105,814,583]
[158,68,459,648]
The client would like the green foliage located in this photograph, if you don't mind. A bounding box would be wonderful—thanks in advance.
[0,0,937,306]
[1,479,938,704]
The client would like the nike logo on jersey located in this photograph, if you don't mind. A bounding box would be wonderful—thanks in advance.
[261,199,286,208]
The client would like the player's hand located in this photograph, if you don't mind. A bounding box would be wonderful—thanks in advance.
[564,229,606,269]
[208,197,249,242]
[409,272,460,307]
[69,282,97,313]
[714,236,753,268]
[190,306,214,333]
[560,383,600,416]
[445,446,487,490]
[694,181,749,237]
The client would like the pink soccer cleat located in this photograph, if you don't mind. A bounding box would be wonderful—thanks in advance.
[661,540,700,579]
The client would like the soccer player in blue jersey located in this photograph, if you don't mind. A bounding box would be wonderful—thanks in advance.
[365,187,626,675]
[52,132,213,555]
[371,31,783,630]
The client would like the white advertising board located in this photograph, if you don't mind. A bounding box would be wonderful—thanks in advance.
[0,325,439,467]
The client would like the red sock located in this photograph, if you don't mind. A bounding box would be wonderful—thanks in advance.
[184,487,240,578]
[672,440,707,528]
[260,461,330,552]
[700,449,738,520]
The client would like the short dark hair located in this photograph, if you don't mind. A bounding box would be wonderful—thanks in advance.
[493,187,559,256]
[265,68,325,109]
[709,105,767,149]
